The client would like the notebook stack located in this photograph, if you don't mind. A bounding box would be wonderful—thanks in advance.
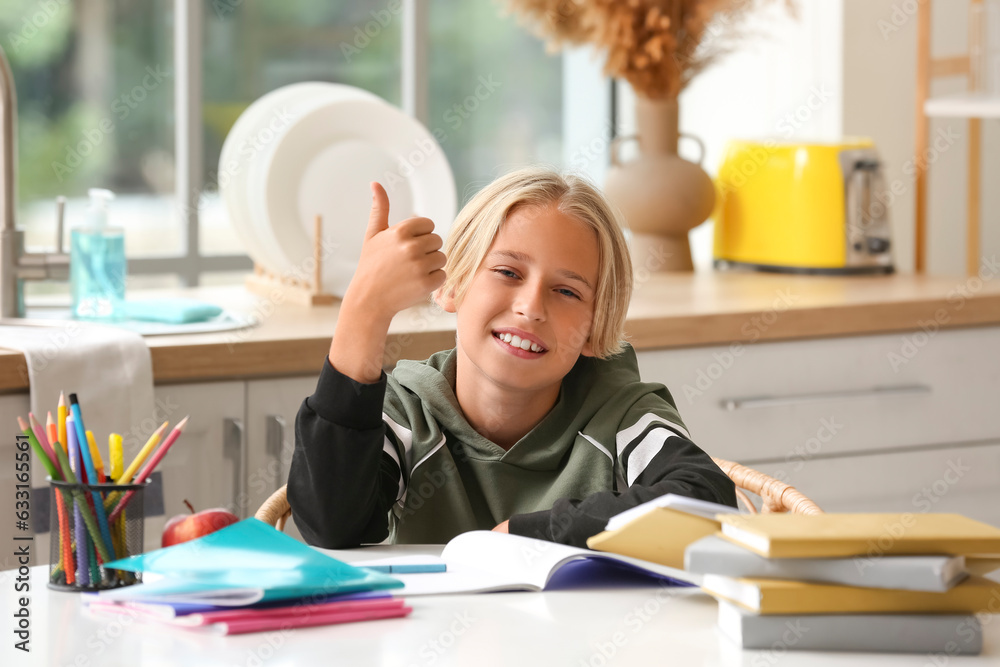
[685,513,1000,654]
[84,518,410,635]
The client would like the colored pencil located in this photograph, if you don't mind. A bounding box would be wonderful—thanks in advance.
[52,441,111,563]
[28,412,59,474]
[58,391,68,454]
[68,394,116,562]
[86,431,106,483]
[55,486,74,585]
[67,422,90,587]
[17,416,59,480]
[109,416,189,522]
[118,422,167,485]
[46,412,58,453]
[109,434,123,482]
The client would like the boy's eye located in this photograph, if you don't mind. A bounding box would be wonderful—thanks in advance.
[494,268,519,279]
[557,288,581,300]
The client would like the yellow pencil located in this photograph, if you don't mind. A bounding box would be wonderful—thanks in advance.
[85,431,106,483]
[58,391,68,454]
[118,421,167,485]
[109,434,123,482]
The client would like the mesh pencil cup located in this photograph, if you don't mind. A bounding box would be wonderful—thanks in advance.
[47,478,148,592]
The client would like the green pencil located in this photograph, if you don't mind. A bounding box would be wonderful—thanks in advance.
[17,416,59,480]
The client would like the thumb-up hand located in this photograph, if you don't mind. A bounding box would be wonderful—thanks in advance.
[366,181,391,240]
[346,182,447,321]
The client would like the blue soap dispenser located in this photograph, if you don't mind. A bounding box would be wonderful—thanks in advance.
[71,188,126,320]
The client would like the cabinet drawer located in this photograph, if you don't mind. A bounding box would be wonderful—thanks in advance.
[750,441,1000,528]
[636,326,1000,463]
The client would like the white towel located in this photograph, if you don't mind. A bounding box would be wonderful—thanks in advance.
[1,322,156,450]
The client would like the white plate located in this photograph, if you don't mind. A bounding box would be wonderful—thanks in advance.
[219,83,382,273]
[254,98,457,295]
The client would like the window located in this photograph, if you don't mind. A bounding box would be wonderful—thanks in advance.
[4,0,575,292]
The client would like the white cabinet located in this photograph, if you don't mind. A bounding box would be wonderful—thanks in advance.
[636,325,1000,520]
[245,376,317,542]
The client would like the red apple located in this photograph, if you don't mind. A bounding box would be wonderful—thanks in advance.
[162,499,239,548]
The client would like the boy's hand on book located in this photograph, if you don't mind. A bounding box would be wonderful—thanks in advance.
[347,182,446,321]
[492,520,509,534]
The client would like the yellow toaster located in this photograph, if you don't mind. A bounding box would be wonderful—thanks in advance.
[712,139,894,274]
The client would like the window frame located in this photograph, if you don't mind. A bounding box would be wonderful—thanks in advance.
[160,0,608,286]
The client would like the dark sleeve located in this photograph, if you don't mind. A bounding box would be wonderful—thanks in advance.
[286,358,404,549]
[507,431,737,548]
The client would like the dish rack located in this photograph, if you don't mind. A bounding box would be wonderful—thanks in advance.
[244,215,337,306]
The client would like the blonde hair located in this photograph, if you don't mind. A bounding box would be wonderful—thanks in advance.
[437,166,633,359]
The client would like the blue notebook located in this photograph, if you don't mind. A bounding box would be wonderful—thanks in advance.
[101,518,402,605]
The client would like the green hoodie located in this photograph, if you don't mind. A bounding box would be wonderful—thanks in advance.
[288,345,736,548]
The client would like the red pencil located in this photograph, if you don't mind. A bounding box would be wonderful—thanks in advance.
[108,416,189,522]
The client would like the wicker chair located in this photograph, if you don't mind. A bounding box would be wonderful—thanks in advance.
[255,457,821,530]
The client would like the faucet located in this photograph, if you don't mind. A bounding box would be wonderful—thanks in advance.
[0,44,70,319]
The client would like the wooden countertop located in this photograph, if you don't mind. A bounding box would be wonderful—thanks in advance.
[3,271,1000,392]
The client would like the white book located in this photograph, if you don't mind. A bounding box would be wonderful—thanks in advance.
[686,535,967,592]
[717,600,983,654]
[342,531,699,596]
[605,493,740,532]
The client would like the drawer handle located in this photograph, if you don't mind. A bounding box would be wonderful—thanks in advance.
[223,418,246,518]
[265,415,287,493]
[720,384,932,411]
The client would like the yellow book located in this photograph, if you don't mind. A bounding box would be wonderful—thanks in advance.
[587,507,720,570]
[718,513,1000,558]
[702,573,1000,615]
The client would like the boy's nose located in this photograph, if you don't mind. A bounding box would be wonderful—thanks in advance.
[513,282,546,321]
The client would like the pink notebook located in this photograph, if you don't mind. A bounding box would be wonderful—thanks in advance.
[208,603,412,635]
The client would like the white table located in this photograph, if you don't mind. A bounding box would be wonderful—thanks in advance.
[2,545,999,667]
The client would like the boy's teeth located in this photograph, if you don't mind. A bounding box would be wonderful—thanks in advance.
[496,332,543,353]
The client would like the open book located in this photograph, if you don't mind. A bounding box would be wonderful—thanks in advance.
[341,531,698,596]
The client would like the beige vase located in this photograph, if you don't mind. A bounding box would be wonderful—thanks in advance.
[604,95,716,272]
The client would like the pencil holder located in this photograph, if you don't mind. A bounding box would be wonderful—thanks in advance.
[47,479,148,592]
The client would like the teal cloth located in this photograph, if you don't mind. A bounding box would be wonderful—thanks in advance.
[123,298,223,324]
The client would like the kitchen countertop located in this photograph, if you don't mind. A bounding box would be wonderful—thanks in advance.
[2,270,1000,392]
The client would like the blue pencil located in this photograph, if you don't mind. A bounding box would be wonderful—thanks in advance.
[67,420,90,587]
[68,394,117,562]
[363,563,447,574]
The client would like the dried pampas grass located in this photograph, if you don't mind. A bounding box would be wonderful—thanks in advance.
[506,0,795,99]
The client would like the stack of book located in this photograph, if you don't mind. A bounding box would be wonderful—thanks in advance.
[85,518,410,635]
[685,513,1000,654]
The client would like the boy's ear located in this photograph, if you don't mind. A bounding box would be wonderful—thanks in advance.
[580,338,595,358]
[435,287,458,314]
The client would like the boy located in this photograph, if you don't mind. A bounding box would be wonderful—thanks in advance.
[288,167,736,548]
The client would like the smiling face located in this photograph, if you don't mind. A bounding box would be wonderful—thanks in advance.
[438,203,600,401]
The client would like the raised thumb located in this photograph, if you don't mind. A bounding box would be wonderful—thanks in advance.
[366,182,390,238]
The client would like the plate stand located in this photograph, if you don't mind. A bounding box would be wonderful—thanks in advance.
[244,215,338,306]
